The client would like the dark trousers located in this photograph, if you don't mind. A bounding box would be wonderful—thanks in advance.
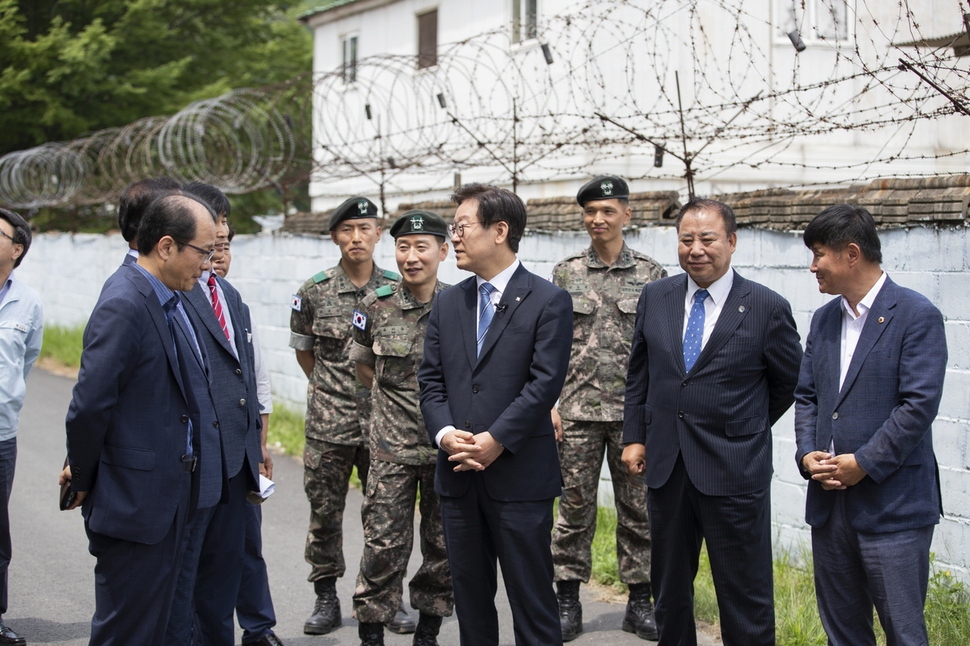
[166,468,249,645]
[237,503,277,643]
[86,480,191,646]
[0,438,15,616]
[812,493,934,646]
[440,473,562,646]
[648,455,774,646]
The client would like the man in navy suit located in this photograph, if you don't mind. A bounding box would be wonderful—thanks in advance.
[418,183,572,646]
[795,204,946,646]
[62,193,218,646]
[165,182,264,645]
[622,198,802,646]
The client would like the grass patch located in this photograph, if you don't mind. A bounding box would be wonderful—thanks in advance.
[40,324,85,368]
[590,509,970,645]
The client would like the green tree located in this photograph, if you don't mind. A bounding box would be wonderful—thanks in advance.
[0,0,313,157]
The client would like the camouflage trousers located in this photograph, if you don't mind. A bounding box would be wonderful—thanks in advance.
[552,419,651,584]
[352,460,453,623]
[304,438,370,581]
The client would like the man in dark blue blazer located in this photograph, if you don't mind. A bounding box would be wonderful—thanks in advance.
[62,194,219,646]
[418,183,572,646]
[622,199,802,646]
[795,204,946,646]
[165,183,264,645]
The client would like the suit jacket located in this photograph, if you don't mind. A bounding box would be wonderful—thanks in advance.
[794,276,945,532]
[623,271,802,496]
[66,264,202,544]
[418,263,573,501]
[182,276,261,494]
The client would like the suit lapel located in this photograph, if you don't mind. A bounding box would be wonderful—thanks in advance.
[477,266,532,365]
[184,281,236,360]
[836,278,897,406]
[663,276,688,375]
[459,278,478,369]
[127,268,188,400]
[689,273,750,375]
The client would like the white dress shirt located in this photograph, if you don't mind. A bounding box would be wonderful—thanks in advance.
[682,269,735,351]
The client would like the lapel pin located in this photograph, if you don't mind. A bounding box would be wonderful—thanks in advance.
[878,316,884,323]
[738,305,745,313]
[515,296,521,302]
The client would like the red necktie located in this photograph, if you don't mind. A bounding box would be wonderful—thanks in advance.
[207,274,231,341]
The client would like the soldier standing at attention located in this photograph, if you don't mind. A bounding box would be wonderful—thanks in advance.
[550,175,666,642]
[350,210,454,646]
[289,197,412,635]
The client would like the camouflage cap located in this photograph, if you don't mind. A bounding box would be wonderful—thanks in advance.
[577,175,630,206]
[390,210,448,239]
[326,196,379,232]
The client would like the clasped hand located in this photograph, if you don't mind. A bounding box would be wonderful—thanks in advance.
[801,451,867,490]
[441,430,504,472]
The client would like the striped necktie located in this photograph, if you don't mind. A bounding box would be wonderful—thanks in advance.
[477,282,496,357]
[207,274,231,341]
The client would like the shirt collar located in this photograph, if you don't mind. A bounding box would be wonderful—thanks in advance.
[686,268,734,305]
[477,258,520,295]
[132,263,176,307]
[841,271,886,321]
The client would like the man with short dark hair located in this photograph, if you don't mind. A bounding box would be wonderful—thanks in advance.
[289,197,404,635]
[551,176,665,641]
[63,193,219,646]
[419,183,573,645]
[795,204,946,646]
[622,198,802,646]
[0,208,42,646]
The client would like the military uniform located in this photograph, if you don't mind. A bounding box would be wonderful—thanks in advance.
[349,276,454,625]
[551,243,666,585]
[290,262,400,582]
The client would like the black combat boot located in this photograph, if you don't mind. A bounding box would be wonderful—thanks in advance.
[412,612,443,646]
[304,577,342,635]
[621,582,658,641]
[557,580,583,641]
[359,621,385,646]
[386,600,417,634]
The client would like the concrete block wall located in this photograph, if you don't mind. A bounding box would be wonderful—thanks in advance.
[17,224,970,579]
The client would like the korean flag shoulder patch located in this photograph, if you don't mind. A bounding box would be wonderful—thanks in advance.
[352,309,368,331]
[290,294,302,311]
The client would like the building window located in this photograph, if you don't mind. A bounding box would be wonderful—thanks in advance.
[342,35,358,83]
[776,0,850,43]
[417,9,438,70]
[512,0,538,44]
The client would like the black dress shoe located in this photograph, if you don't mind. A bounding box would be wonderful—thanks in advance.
[386,601,416,634]
[246,632,283,646]
[0,621,25,645]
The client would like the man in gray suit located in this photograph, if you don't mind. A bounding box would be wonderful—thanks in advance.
[622,199,802,646]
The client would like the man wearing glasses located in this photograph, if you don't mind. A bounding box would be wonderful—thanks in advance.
[164,183,265,645]
[63,193,219,646]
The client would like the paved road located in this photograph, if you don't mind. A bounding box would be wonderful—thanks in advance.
[9,368,720,645]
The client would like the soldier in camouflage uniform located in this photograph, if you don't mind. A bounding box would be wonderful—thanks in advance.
[289,196,407,636]
[349,210,453,646]
[550,176,667,642]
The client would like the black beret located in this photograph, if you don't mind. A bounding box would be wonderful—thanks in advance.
[576,175,630,206]
[390,210,448,239]
[326,196,379,232]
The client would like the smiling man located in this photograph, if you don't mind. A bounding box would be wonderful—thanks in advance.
[621,198,802,646]
[350,210,453,646]
[795,205,946,646]
[550,175,665,641]
[289,197,407,635]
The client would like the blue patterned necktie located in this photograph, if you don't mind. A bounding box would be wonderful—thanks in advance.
[477,282,496,357]
[682,289,709,371]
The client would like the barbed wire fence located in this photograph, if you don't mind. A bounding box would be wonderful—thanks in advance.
[1,0,967,211]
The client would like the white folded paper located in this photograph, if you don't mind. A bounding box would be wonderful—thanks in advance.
[258,474,275,499]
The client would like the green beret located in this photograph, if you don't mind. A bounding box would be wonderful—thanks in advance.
[577,175,630,206]
[326,196,379,232]
[390,210,448,239]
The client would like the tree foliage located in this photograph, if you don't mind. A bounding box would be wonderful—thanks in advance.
[0,0,313,157]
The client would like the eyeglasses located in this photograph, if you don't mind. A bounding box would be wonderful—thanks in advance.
[449,222,480,238]
[178,240,216,264]
[0,229,15,244]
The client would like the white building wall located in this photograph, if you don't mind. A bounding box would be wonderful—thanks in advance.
[18,223,970,579]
